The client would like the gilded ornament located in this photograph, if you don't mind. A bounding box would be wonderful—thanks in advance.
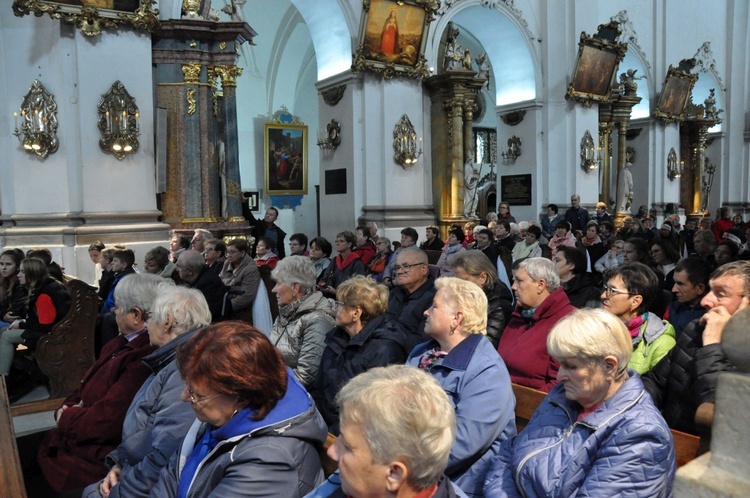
[186,88,197,115]
[182,63,202,84]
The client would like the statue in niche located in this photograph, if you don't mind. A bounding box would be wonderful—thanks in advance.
[443,24,471,72]
[464,151,480,219]
[476,52,490,89]
[704,88,723,119]
[616,161,634,214]
[221,0,246,22]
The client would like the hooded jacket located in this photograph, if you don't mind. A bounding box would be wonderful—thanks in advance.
[628,313,676,375]
[270,291,336,389]
[150,372,327,498]
[484,372,675,498]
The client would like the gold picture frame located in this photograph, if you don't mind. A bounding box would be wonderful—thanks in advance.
[352,0,439,80]
[12,0,159,37]
[654,59,698,124]
[265,123,308,196]
[565,22,628,106]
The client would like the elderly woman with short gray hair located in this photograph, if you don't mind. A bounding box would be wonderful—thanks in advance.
[407,277,516,497]
[270,256,336,389]
[83,285,212,498]
[485,309,676,497]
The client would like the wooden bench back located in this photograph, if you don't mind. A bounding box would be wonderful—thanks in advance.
[510,383,703,467]
[0,377,27,497]
[36,279,99,398]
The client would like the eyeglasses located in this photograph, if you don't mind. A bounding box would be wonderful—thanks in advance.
[602,285,634,297]
[184,383,223,406]
[333,300,346,311]
[226,249,241,255]
[204,248,217,253]
[394,262,424,273]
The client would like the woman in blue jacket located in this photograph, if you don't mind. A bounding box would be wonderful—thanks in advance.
[408,277,516,497]
[484,308,675,498]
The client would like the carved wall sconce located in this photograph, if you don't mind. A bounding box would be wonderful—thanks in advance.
[580,130,599,172]
[393,114,423,167]
[12,80,59,159]
[322,85,346,106]
[316,119,341,150]
[501,136,522,163]
[666,147,683,181]
[97,81,140,160]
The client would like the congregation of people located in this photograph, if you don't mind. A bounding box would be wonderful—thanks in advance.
[1,199,749,498]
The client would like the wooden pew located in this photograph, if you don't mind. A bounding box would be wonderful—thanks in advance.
[0,377,28,497]
[510,383,705,468]
[36,279,99,398]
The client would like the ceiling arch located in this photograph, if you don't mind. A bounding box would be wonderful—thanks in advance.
[429,2,539,105]
[290,0,354,80]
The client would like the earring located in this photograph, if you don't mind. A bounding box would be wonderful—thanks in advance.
[449,325,456,336]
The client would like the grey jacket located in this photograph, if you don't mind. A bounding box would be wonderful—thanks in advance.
[82,329,200,498]
[150,374,328,498]
[270,291,336,389]
[219,254,261,321]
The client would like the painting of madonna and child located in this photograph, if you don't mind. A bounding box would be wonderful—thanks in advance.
[265,124,308,195]
[361,0,428,67]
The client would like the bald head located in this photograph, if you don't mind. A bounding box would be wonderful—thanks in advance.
[176,250,205,283]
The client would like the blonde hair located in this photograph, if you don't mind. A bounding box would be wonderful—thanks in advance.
[336,275,389,324]
[547,308,632,379]
[434,277,487,335]
[337,365,455,490]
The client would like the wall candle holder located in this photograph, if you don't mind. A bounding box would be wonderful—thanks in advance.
[97,81,140,160]
[393,114,422,167]
[12,80,59,159]
[500,136,522,163]
[580,130,598,172]
[316,119,341,150]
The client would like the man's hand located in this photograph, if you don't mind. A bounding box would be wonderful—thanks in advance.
[701,306,733,345]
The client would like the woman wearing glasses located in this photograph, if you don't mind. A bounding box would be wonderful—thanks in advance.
[83,285,211,498]
[203,238,226,276]
[313,275,407,435]
[150,322,328,497]
[601,263,676,375]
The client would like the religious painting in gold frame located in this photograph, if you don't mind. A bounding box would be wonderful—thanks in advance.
[352,0,439,80]
[654,60,698,124]
[565,22,628,106]
[12,0,159,37]
[265,123,308,196]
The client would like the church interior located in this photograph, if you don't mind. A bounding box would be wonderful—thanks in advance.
[2,0,748,284]
[2,1,750,496]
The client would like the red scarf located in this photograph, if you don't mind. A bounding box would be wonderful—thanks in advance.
[625,314,645,339]
[336,252,360,271]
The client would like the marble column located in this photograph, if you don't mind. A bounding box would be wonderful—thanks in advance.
[152,20,256,235]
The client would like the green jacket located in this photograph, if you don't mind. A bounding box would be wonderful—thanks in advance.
[628,313,676,375]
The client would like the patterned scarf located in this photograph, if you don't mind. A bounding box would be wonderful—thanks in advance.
[418,347,449,370]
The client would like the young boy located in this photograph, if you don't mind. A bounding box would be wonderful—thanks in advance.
[100,249,136,315]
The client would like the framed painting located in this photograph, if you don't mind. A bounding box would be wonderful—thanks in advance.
[12,0,159,37]
[265,123,308,196]
[654,60,698,124]
[565,22,627,106]
[351,0,440,80]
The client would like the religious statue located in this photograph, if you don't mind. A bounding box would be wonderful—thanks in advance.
[476,52,490,89]
[616,162,634,214]
[464,151,480,219]
[221,0,246,22]
[443,24,470,72]
[704,88,723,119]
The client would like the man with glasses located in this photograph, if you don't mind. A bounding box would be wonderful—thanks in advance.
[385,247,435,352]
[203,238,226,276]
[643,260,750,434]
[383,227,419,288]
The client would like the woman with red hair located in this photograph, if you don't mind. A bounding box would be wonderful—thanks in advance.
[151,321,328,497]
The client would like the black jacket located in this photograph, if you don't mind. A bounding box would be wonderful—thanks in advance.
[386,275,436,352]
[0,280,28,319]
[242,208,287,259]
[420,237,444,251]
[21,277,72,347]
[641,319,733,434]
[187,267,228,322]
[313,315,407,435]
[562,273,602,309]
[485,282,513,348]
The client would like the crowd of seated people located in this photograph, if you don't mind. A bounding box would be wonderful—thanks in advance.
[6,202,750,497]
